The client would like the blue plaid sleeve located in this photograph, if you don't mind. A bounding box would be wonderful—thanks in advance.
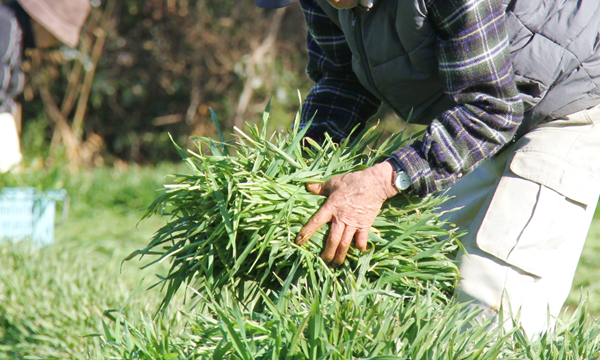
[299,0,381,144]
[391,0,524,196]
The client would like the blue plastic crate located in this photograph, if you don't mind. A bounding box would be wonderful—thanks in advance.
[0,187,69,246]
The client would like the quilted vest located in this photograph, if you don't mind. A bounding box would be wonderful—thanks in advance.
[313,0,600,131]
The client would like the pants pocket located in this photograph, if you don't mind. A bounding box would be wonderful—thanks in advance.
[474,120,599,277]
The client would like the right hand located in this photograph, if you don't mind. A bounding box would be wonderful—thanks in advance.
[295,161,398,267]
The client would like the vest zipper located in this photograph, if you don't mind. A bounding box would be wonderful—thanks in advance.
[351,8,399,116]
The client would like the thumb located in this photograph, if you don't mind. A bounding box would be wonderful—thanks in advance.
[306,182,329,196]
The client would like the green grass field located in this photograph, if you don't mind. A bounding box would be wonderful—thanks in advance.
[0,157,599,358]
[567,203,600,316]
[0,163,188,358]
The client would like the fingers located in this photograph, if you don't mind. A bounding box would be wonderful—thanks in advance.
[306,182,330,196]
[320,218,346,264]
[300,174,376,267]
[330,225,357,267]
[298,210,370,267]
[295,204,333,245]
[355,228,369,252]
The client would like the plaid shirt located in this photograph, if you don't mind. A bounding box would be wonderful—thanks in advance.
[299,0,524,196]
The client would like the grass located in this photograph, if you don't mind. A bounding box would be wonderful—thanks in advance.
[100,279,600,359]
[129,111,461,314]
[565,203,600,316]
[0,162,191,359]
[103,110,600,359]
[0,117,598,358]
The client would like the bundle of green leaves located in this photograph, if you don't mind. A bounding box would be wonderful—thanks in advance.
[113,105,600,359]
[128,104,460,310]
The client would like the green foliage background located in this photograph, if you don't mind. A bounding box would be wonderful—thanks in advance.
[17,0,311,163]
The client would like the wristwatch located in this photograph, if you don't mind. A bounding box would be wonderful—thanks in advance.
[386,157,411,192]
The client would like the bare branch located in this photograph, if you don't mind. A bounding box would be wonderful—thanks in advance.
[233,8,286,128]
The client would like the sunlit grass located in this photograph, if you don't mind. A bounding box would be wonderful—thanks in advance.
[0,162,189,358]
[565,203,600,317]
[0,111,598,358]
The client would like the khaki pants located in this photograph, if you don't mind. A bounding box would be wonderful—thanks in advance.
[438,105,600,337]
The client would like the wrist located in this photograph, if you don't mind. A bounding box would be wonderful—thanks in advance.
[372,161,399,199]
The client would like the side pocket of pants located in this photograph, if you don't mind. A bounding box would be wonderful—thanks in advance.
[474,121,599,277]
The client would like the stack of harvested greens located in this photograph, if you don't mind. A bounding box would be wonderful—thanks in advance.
[116,105,600,359]
[129,103,460,311]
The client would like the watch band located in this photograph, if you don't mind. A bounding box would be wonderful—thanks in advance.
[386,156,404,173]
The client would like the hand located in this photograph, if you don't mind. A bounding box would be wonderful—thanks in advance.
[296,161,398,266]
[326,0,359,9]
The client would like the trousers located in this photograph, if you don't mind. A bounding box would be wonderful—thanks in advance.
[437,105,600,337]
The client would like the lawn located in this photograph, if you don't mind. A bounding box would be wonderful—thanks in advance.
[0,162,190,358]
[566,203,600,316]
[0,155,599,358]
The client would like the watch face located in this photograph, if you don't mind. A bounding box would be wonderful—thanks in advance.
[394,171,411,191]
